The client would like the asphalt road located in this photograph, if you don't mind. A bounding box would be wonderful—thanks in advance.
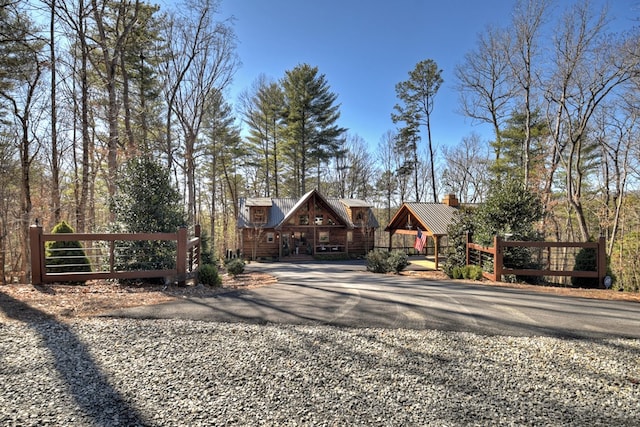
[108,260,640,339]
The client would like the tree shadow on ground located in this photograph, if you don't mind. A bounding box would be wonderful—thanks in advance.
[0,291,148,426]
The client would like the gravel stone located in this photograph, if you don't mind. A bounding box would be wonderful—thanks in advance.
[1,318,638,426]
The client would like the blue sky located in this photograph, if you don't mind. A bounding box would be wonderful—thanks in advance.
[219,0,638,151]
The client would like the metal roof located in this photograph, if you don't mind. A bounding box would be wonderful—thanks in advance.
[340,198,370,208]
[245,198,273,207]
[386,203,457,236]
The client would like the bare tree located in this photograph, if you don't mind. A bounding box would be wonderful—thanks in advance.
[507,0,550,187]
[543,1,637,241]
[456,26,515,160]
[442,132,490,203]
[0,7,46,281]
[162,0,238,224]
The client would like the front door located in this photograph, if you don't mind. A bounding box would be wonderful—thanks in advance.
[282,234,291,257]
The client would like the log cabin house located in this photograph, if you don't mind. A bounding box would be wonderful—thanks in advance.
[237,189,378,260]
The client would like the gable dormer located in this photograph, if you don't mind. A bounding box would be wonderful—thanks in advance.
[340,199,371,226]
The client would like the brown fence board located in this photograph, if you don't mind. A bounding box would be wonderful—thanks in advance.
[30,225,200,286]
[467,235,606,286]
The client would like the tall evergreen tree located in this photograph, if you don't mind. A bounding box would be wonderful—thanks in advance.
[392,59,443,202]
[281,63,345,197]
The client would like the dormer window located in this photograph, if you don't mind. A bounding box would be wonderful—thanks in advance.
[252,208,266,224]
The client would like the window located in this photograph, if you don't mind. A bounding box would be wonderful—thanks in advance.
[266,232,274,243]
[314,215,323,225]
[319,231,329,243]
[299,214,309,225]
[347,231,353,243]
[252,208,266,224]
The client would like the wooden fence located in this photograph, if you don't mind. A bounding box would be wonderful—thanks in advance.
[466,234,607,286]
[30,225,201,286]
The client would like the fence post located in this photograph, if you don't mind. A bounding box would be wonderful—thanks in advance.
[177,227,187,286]
[29,225,43,285]
[597,235,606,288]
[194,224,201,271]
[493,235,503,282]
[465,232,471,267]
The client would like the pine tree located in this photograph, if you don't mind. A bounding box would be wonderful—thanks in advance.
[281,64,345,197]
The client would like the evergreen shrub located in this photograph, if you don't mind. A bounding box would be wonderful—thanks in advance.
[199,264,222,287]
[387,250,409,273]
[366,250,390,273]
[366,250,408,274]
[571,247,599,289]
[226,258,245,276]
[45,221,91,282]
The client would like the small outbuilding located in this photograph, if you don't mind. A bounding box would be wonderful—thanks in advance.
[384,194,460,269]
[237,189,378,260]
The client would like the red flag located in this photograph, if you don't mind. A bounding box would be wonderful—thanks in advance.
[414,227,427,252]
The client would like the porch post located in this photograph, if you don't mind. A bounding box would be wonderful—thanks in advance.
[434,235,440,270]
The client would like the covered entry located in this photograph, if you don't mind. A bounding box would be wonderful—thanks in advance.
[385,198,458,270]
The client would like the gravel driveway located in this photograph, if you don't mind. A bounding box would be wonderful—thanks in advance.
[1,316,639,426]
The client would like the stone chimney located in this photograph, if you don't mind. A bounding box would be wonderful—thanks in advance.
[442,193,459,207]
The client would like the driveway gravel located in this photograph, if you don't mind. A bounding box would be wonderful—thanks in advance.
[1,318,639,426]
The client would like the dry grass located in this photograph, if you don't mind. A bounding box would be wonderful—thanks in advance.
[0,272,276,321]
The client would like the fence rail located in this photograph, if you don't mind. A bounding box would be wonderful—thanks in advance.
[466,234,606,286]
[30,225,201,286]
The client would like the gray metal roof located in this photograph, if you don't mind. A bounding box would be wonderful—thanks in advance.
[403,203,457,236]
[340,198,370,208]
[245,198,273,207]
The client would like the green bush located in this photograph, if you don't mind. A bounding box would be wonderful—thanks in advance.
[387,250,409,273]
[366,250,389,273]
[451,266,463,279]
[571,247,598,289]
[366,250,408,274]
[467,265,484,280]
[450,265,483,281]
[226,258,245,276]
[199,264,222,287]
[45,221,91,281]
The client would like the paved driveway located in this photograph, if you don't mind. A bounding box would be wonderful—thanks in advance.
[108,261,640,339]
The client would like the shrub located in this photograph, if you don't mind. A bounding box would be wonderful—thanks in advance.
[45,221,91,282]
[387,250,409,273]
[226,258,245,276]
[366,250,390,273]
[443,206,477,277]
[199,264,222,287]
[366,250,408,274]
[467,265,484,280]
[571,247,598,288]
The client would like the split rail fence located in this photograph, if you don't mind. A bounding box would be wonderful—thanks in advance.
[466,234,607,286]
[30,225,201,286]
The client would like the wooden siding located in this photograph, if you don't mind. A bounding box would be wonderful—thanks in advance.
[241,226,375,260]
